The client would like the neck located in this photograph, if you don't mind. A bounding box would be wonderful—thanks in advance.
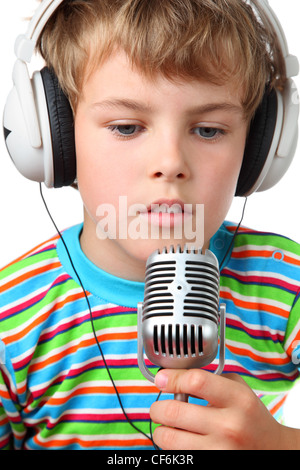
[80,209,210,282]
[80,212,148,282]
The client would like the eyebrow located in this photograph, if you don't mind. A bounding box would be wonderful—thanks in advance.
[190,102,244,115]
[92,98,244,115]
[92,98,152,113]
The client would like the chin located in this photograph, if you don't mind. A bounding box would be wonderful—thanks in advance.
[125,237,202,262]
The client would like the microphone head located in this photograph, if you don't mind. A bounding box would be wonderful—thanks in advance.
[140,245,220,370]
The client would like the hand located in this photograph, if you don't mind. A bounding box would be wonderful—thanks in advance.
[150,368,298,450]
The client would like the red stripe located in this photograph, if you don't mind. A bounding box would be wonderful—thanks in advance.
[45,412,150,429]
[0,238,59,270]
[30,358,143,400]
[227,317,285,342]
[1,273,71,321]
[39,306,137,343]
[222,269,299,293]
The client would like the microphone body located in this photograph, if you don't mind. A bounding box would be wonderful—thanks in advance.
[137,245,226,400]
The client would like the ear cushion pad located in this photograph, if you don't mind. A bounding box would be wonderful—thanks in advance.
[235,88,278,197]
[40,67,76,187]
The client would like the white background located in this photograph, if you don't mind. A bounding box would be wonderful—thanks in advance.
[0,0,299,428]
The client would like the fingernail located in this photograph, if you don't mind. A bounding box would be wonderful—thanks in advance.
[155,370,168,390]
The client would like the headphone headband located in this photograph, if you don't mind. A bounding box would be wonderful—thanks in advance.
[253,0,299,78]
[15,0,299,77]
[15,0,65,63]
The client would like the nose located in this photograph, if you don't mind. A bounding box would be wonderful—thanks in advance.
[148,133,190,182]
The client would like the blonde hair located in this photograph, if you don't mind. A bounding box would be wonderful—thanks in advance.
[37,0,286,118]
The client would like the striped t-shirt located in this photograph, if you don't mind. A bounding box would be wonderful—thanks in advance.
[0,222,300,450]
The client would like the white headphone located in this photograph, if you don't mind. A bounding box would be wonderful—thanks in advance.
[2,0,299,195]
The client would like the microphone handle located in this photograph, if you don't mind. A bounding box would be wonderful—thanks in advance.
[174,393,189,402]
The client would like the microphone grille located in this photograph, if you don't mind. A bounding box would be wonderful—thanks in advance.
[143,245,220,322]
[184,253,219,322]
[143,248,176,319]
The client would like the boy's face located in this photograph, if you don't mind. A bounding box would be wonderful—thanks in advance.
[75,51,248,280]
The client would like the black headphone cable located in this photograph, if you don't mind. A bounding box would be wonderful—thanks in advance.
[39,183,159,449]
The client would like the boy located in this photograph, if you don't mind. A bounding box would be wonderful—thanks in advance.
[1,0,300,450]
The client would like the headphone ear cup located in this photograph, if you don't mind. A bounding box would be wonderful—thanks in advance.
[3,60,48,183]
[235,88,278,197]
[40,67,76,188]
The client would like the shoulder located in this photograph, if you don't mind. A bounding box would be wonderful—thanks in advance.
[0,228,85,397]
[0,227,86,365]
[230,224,300,263]
[0,230,74,325]
[0,232,61,295]
[223,222,300,296]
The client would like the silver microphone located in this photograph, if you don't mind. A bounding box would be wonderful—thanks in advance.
[137,245,226,401]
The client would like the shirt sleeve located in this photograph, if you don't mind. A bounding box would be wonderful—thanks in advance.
[0,340,26,450]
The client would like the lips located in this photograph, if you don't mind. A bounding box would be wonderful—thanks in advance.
[139,198,193,230]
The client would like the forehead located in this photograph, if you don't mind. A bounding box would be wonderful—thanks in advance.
[81,51,245,114]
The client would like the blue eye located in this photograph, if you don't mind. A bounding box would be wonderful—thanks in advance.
[115,125,137,135]
[193,127,221,139]
[108,124,145,139]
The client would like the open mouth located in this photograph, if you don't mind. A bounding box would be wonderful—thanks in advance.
[142,199,193,228]
[147,199,188,213]
[149,203,183,214]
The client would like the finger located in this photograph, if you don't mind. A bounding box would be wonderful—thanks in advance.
[222,372,248,383]
[153,425,204,450]
[150,398,219,435]
[155,368,247,408]
[153,424,228,451]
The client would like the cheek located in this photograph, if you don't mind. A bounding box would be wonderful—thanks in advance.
[75,119,110,214]
[199,145,245,239]
[200,146,243,198]
[214,134,245,192]
[74,119,137,218]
